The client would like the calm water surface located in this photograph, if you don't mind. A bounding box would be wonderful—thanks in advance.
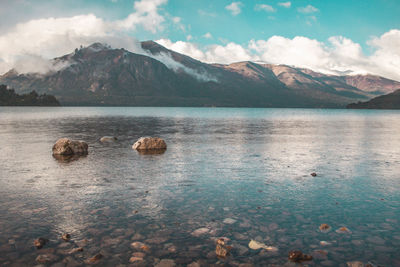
[0,107,399,266]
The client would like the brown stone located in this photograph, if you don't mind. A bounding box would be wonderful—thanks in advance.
[52,138,88,155]
[132,137,167,151]
[62,233,71,241]
[288,250,313,262]
[85,253,103,264]
[36,254,59,264]
[33,237,48,249]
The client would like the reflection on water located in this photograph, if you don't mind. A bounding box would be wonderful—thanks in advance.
[0,107,400,266]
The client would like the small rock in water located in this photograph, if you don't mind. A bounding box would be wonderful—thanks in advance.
[347,261,364,267]
[155,259,176,267]
[100,136,117,142]
[215,238,232,258]
[319,224,331,233]
[336,226,351,234]
[33,237,48,249]
[320,241,331,246]
[129,256,144,263]
[311,172,317,177]
[132,137,167,151]
[36,254,59,264]
[61,233,71,241]
[223,218,237,224]
[52,138,88,155]
[131,241,150,252]
[132,252,146,258]
[248,240,278,252]
[85,253,103,264]
[68,247,83,254]
[191,228,210,237]
[288,250,313,262]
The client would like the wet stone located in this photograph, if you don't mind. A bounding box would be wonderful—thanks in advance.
[36,254,59,264]
[85,253,103,264]
[288,250,313,263]
[129,256,144,263]
[347,261,364,267]
[34,238,49,249]
[155,259,176,267]
[68,247,83,254]
[62,233,71,242]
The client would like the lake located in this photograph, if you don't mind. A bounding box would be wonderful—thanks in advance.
[0,107,399,266]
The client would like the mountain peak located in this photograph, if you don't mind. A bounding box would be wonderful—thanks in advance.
[85,42,111,52]
[141,40,169,55]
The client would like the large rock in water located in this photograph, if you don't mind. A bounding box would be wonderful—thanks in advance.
[52,138,88,155]
[132,137,167,151]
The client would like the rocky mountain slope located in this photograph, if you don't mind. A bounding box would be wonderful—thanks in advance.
[1,41,399,107]
[347,89,400,109]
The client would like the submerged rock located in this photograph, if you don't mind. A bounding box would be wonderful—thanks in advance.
[347,261,365,267]
[215,238,232,258]
[61,233,71,241]
[336,226,351,234]
[248,240,278,252]
[155,259,176,267]
[319,224,331,233]
[100,136,117,142]
[68,247,83,254]
[129,256,144,263]
[223,218,237,224]
[33,237,48,249]
[132,137,167,151]
[191,228,210,237]
[36,254,59,264]
[131,241,150,251]
[311,172,317,177]
[52,138,88,155]
[85,253,103,264]
[288,250,313,262]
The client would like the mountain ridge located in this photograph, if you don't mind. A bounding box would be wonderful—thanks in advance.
[1,41,399,108]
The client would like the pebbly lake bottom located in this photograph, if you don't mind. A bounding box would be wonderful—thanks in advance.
[0,107,399,267]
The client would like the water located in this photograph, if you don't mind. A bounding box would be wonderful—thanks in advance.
[0,107,399,266]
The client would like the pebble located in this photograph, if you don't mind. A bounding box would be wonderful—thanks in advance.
[33,238,48,249]
[319,224,331,233]
[35,254,59,264]
[191,228,210,237]
[62,233,71,241]
[155,259,176,267]
[129,256,144,263]
[85,253,103,264]
[68,247,83,254]
[336,226,351,234]
[347,261,364,267]
[223,218,237,224]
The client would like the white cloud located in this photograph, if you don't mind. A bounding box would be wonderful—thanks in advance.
[186,35,193,41]
[0,0,168,74]
[156,30,400,81]
[172,16,181,23]
[114,0,168,33]
[278,2,291,8]
[225,2,243,16]
[203,32,212,39]
[255,4,276,13]
[298,5,319,14]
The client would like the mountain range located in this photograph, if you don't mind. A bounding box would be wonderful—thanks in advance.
[347,89,400,109]
[1,41,400,108]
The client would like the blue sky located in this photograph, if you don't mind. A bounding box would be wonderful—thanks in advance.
[0,0,399,80]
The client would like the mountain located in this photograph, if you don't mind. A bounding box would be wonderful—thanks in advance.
[347,89,400,109]
[0,41,399,108]
[0,84,60,106]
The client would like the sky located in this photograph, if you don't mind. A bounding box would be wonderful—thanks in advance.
[0,0,399,80]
